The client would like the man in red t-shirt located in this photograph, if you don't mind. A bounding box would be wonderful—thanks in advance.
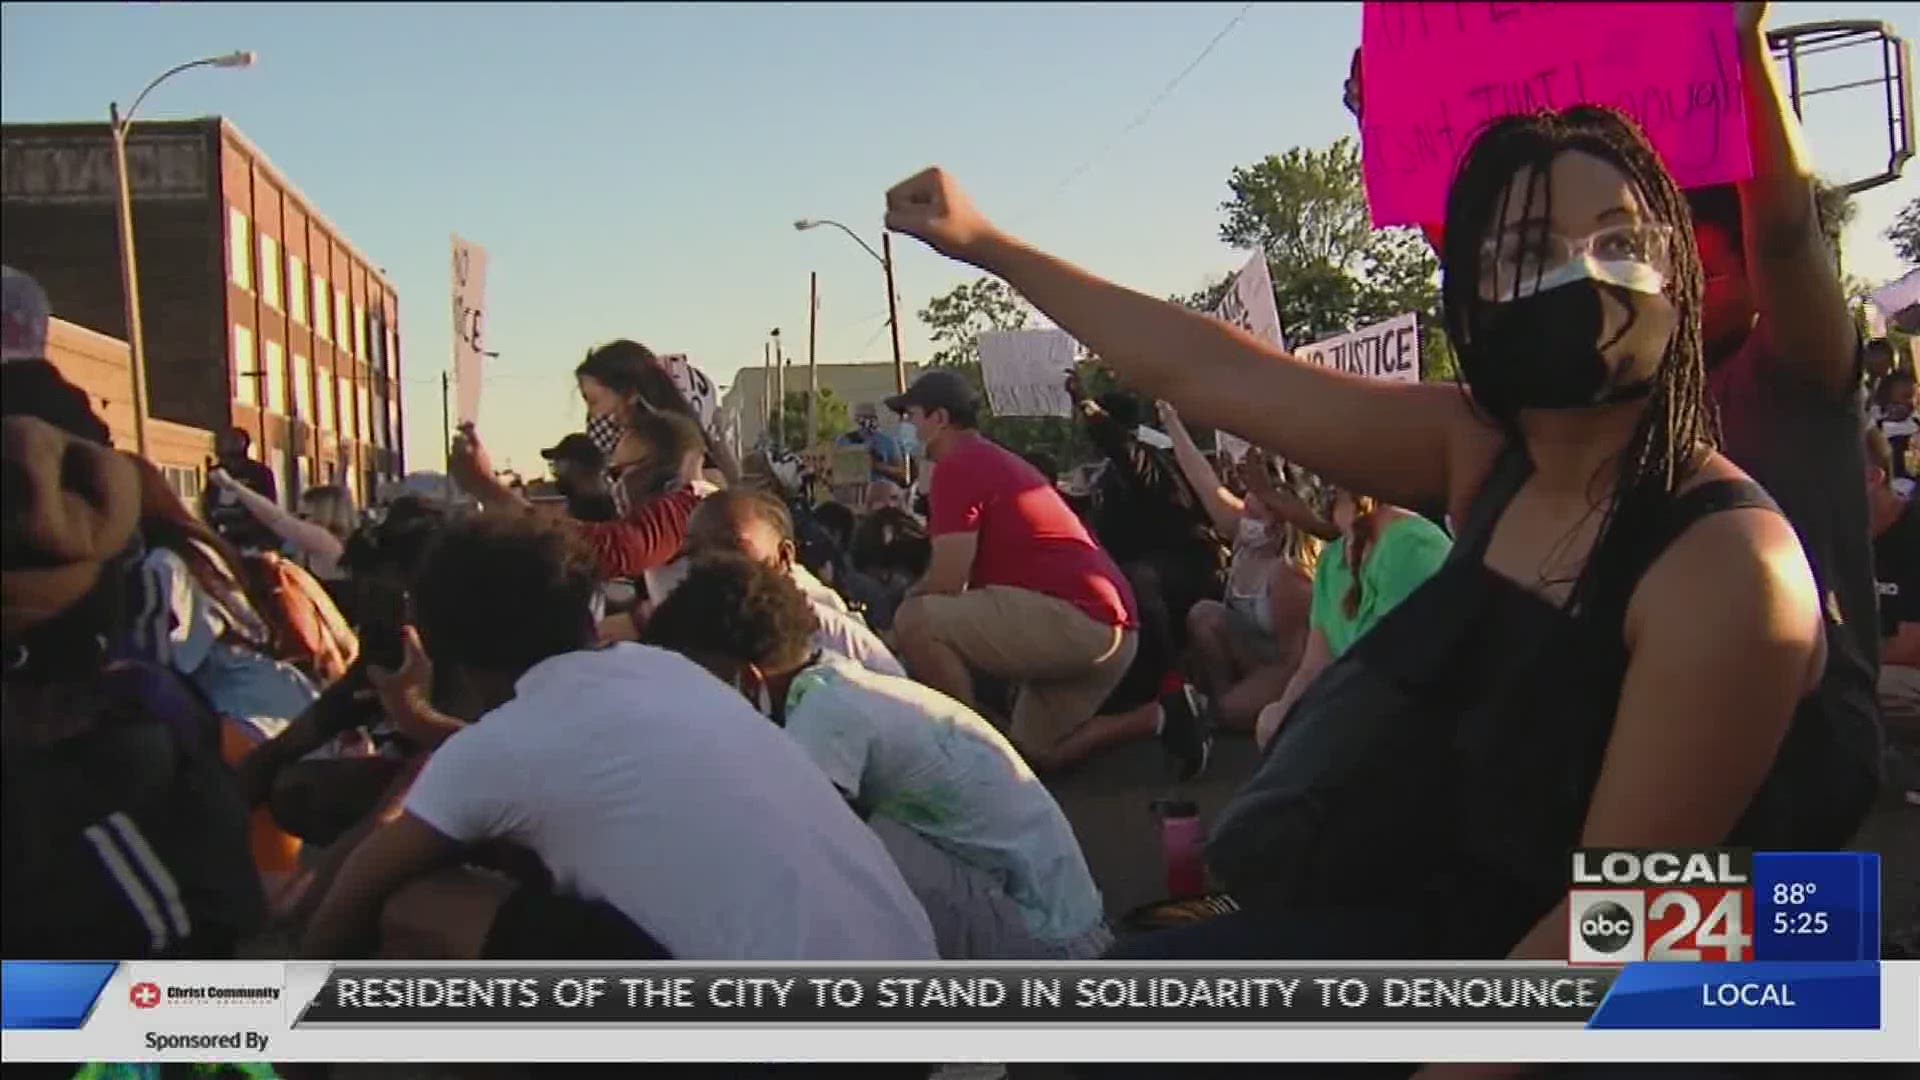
[886,370,1140,768]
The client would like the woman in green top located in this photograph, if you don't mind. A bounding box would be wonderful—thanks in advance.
[1253,488,1452,749]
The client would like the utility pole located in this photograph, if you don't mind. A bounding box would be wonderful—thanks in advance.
[883,232,906,396]
[771,328,785,451]
[763,342,774,450]
[440,370,451,469]
[807,271,819,447]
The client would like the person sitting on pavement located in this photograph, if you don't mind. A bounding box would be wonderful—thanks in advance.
[299,510,937,960]
[886,370,1195,776]
[679,489,906,678]
[646,554,1108,960]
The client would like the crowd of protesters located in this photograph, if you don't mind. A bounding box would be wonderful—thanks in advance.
[3,6,1916,1077]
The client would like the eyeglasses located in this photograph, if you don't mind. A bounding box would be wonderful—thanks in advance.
[1479,222,1675,301]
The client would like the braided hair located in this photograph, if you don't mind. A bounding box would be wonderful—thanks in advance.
[1439,105,1716,615]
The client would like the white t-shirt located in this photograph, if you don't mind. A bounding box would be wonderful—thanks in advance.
[781,656,1105,944]
[404,643,937,960]
[795,567,905,678]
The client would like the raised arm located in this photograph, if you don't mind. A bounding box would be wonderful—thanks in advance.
[211,468,345,567]
[1159,401,1244,538]
[884,169,1489,511]
[1734,1,1859,399]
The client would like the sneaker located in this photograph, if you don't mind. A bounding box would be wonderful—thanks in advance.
[1158,683,1213,782]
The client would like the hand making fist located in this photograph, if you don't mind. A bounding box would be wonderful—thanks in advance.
[884,168,1001,264]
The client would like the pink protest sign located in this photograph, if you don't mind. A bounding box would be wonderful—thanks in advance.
[1359,2,1753,228]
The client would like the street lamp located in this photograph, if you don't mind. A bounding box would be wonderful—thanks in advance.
[111,50,256,456]
[794,218,907,396]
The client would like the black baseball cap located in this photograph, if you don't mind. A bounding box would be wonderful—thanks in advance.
[883,369,977,419]
[541,433,604,468]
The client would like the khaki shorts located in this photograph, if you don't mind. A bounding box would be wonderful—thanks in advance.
[897,585,1137,754]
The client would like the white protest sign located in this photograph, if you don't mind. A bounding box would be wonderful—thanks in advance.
[978,328,1078,417]
[659,353,719,432]
[1210,249,1286,461]
[450,235,489,426]
[1295,312,1422,384]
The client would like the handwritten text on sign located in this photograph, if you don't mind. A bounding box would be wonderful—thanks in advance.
[1296,313,1421,384]
[1359,2,1752,227]
[1211,250,1287,462]
[979,329,1078,418]
[450,235,490,427]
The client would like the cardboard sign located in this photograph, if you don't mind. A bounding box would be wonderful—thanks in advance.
[1295,313,1422,384]
[1360,1,1753,227]
[1210,250,1288,462]
[450,235,489,426]
[979,329,1078,417]
[831,445,873,487]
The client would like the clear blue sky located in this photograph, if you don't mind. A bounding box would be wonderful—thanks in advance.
[4,2,1915,472]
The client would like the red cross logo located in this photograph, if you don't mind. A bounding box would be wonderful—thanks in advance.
[129,982,162,1009]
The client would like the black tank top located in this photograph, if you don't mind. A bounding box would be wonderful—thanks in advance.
[1207,443,1881,958]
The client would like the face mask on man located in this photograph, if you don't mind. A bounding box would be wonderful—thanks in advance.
[896,421,919,454]
[1462,243,1674,416]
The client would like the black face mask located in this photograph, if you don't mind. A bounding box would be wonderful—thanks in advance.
[1463,279,1656,417]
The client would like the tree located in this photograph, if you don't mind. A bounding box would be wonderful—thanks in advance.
[781,385,852,448]
[920,278,1033,368]
[1216,137,1440,347]
[1889,195,1920,266]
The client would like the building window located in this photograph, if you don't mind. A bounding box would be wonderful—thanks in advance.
[288,254,306,324]
[228,207,252,291]
[294,351,312,423]
[313,273,330,341]
[386,326,399,381]
[372,391,386,449]
[337,374,353,438]
[259,234,281,310]
[354,304,367,360]
[232,323,256,405]
[358,384,371,445]
[334,288,350,355]
[269,459,289,508]
[318,365,334,432]
[265,340,286,415]
[160,464,202,505]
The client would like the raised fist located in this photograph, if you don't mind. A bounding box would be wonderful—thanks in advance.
[884,167,1000,264]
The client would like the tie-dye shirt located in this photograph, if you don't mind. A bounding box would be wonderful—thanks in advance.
[782,656,1103,944]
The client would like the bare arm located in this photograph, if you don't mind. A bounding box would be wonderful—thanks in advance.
[1509,507,1821,967]
[1242,450,1341,542]
[1735,3,1859,399]
[212,470,346,567]
[884,169,1492,511]
[1258,627,1332,750]
[1159,401,1245,537]
[300,812,460,958]
[911,532,977,597]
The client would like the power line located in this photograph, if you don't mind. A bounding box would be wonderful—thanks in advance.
[1018,2,1255,220]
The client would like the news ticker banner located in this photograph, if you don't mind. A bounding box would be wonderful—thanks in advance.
[5,962,1917,1065]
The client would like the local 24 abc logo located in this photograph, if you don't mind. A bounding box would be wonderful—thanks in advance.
[1567,848,1756,965]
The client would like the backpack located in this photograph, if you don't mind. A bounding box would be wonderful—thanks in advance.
[240,550,359,684]
[2,660,267,959]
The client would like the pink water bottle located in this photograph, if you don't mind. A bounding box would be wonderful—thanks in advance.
[1153,798,1207,900]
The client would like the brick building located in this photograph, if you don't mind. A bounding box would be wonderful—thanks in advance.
[1,117,404,506]
[43,315,215,502]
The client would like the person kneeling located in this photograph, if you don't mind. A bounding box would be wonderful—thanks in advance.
[647,554,1111,960]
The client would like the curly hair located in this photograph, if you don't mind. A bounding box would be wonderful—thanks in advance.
[642,553,818,674]
[411,511,599,676]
